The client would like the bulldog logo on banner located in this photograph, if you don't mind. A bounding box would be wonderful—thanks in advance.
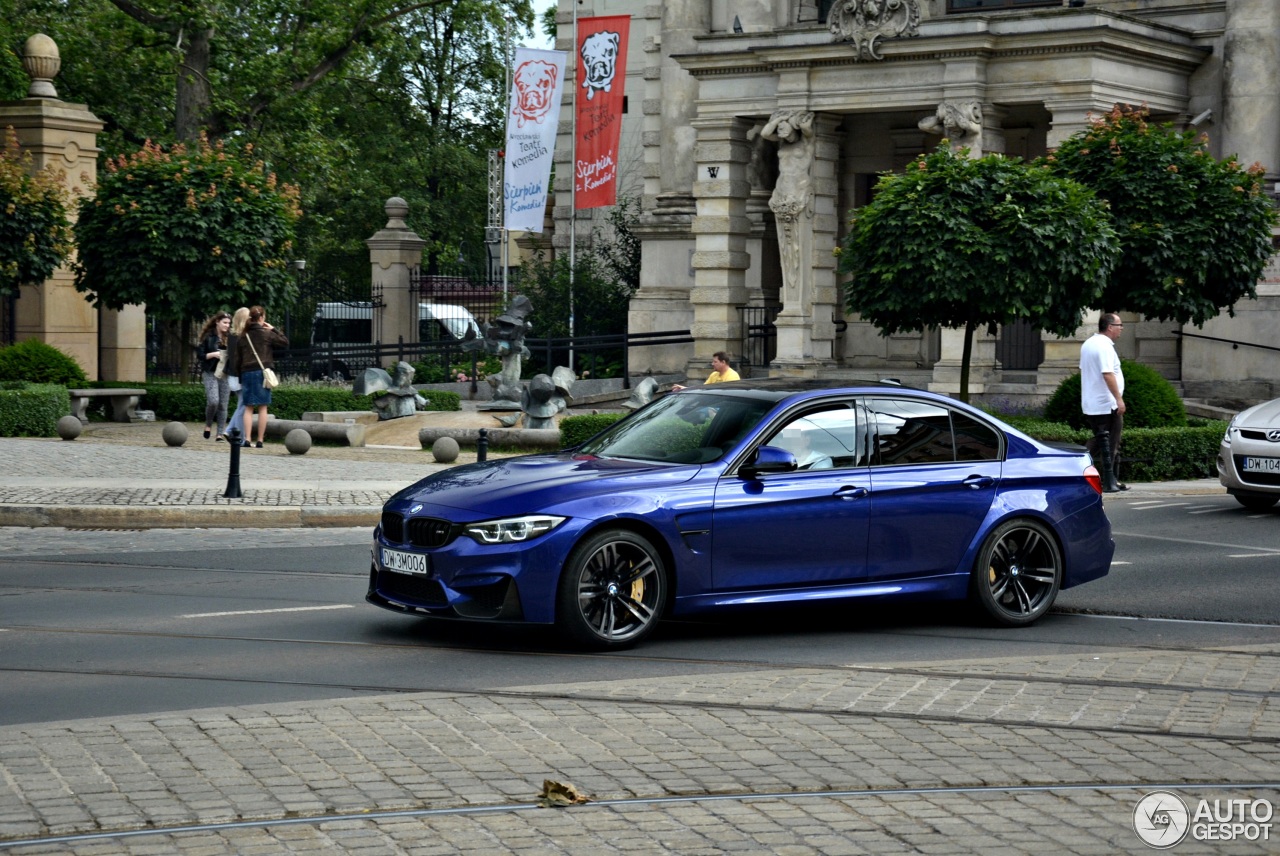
[504,48,566,233]
[575,15,630,210]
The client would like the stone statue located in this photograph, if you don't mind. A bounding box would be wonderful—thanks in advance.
[463,295,534,408]
[829,0,921,61]
[495,365,575,429]
[623,376,659,410]
[919,101,984,155]
[354,361,428,420]
[761,109,816,305]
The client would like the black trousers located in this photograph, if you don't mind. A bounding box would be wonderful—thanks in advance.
[1085,410,1123,476]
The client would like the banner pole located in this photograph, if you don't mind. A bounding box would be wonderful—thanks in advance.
[568,0,578,371]
[502,15,511,306]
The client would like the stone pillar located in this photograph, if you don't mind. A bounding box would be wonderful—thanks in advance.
[0,34,145,380]
[659,0,710,202]
[1221,0,1280,180]
[1045,99,1099,150]
[687,117,752,378]
[366,197,426,368]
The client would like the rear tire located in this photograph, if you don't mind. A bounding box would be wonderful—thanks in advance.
[970,519,1062,627]
[1235,494,1279,511]
[556,529,667,650]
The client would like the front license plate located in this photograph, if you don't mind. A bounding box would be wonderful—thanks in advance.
[1243,457,1280,473]
[382,548,429,575]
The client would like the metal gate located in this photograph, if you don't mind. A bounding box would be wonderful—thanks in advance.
[740,305,780,375]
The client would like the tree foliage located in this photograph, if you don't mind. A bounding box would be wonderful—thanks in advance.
[1049,105,1278,326]
[0,127,72,297]
[838,146,1119,400]
[73,136,301,320]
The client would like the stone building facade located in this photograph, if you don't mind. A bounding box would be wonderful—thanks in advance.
[552,0,1280,404]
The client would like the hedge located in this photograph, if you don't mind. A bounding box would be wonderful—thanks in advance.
[560,412,626,447]
[89,382,460,422]
[0,383,67,437]
[1001,416,1227,482]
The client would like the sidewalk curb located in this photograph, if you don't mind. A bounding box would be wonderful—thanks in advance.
[0,505,381,529]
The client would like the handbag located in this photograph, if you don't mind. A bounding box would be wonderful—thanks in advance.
[213,348,228,379]
[245,333,279,389]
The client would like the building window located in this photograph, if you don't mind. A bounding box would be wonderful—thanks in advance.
[948,0,1060,12]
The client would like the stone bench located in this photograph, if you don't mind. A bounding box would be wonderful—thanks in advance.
[67,388,148,424]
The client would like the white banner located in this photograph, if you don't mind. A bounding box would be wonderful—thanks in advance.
[504,48,566,233]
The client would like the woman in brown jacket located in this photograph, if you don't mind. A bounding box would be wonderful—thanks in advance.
[233,305,289,447]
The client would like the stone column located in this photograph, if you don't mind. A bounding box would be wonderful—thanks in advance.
[659,0,710,203]
[1221,0,1280,180]
[687,117,752,378]
[0,34,146,380]
[366,197,426,368]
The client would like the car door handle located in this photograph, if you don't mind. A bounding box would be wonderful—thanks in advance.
[834,485,869,500]
[963,475,996,489]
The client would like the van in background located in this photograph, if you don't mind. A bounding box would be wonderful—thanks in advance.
[309,302,481,379]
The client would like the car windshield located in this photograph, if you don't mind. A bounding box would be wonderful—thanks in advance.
[577,392,773,464]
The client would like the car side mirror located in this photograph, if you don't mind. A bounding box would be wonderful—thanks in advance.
[740,445,799,478]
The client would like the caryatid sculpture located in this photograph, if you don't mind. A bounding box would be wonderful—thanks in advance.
[761,109,816,306]
[918,101,984,156]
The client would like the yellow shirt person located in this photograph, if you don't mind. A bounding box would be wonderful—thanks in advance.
[705,354,740,384]
[673,352,739,391]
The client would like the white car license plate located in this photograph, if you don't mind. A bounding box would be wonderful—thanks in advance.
[382,548,429,575]
[1243,457,1280,473]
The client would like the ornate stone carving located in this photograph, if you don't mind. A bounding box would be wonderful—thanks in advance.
[829,0,921,62]
[918,101,984,155]
[761,109,815,306]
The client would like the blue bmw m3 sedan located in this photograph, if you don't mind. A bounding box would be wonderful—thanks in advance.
[367,379,1113,649]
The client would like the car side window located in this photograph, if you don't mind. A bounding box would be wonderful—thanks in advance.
[866,398,955,466]
[953,411,1002,461]
[764,404,865,470]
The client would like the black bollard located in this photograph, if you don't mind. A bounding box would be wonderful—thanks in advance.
[224,426,244,498]
[1094,428,1120,493]
[477,427,488,463]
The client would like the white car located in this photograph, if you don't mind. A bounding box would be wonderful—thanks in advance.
[1218,399,1280,510]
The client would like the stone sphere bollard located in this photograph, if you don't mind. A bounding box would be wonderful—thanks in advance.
[161,421,188,447]
[285,428,312,455]
[431,436,460,463]
[56,414,82,440]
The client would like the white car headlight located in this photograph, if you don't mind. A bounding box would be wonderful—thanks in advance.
[464,515,566,544]
[1224,415,1239,447]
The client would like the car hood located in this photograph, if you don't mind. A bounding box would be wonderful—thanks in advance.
[392,453,702,516]
[1238,398,1280,428]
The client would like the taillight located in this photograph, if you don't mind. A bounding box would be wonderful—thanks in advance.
[1084,464,1103,495]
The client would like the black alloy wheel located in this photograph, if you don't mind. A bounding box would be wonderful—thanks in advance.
[556,529,667,650]
[971,519,1062,627]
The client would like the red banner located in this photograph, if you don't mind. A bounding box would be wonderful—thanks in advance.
[574,15,629,209]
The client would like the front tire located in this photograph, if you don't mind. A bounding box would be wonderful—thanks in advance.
[971,519,1062,627]
[556,529,667,650]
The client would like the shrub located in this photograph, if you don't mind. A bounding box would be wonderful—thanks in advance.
[560,412,626,447]
[1043,359,1185,430]
[0,338,89,386]
[0,127,71,297]
[0,383,67,436]
[1118,423,1226,482]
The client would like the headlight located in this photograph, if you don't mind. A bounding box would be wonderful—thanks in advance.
[464,515,566,544]
[1224,415,1238,447]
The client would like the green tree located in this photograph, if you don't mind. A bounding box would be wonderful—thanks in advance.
[1049,105,1277,326]
[838,146,1119,401]
[73,135,301,319]
[0,127,71,297]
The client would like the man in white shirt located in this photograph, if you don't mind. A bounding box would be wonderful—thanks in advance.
[1080,312,1127,492]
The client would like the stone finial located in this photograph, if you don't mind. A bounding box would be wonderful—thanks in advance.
[384,196,409,230]
[22,34,61,98]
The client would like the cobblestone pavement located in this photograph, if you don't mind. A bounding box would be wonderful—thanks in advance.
[2,429,1270,854]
